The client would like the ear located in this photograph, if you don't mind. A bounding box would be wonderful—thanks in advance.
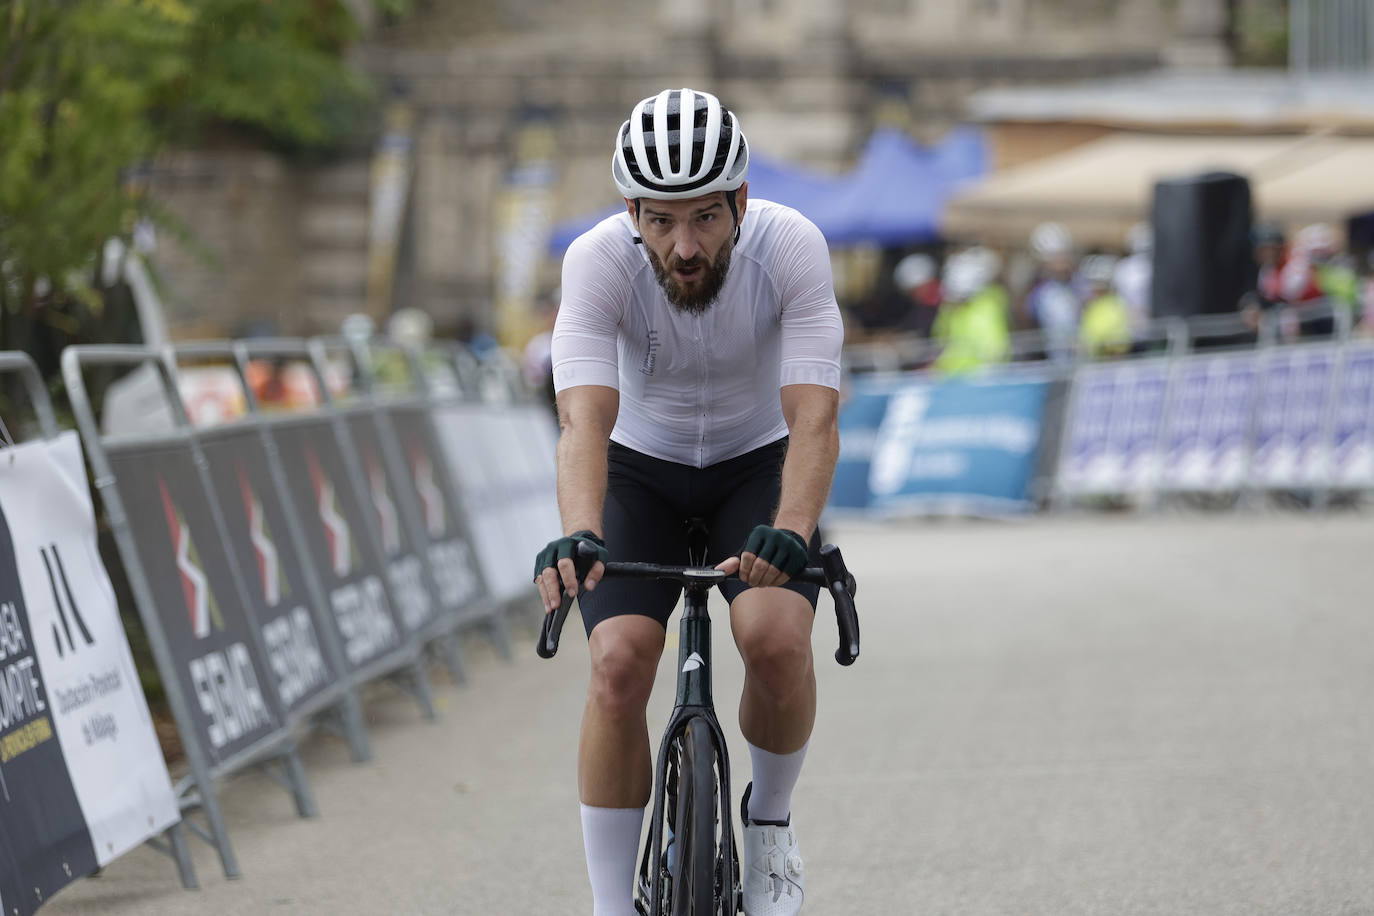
[734,182,748,218]
[624,197,638,228]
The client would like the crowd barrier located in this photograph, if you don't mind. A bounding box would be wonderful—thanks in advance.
[0,353,183,914]
[11,335,562,905]
[1054,339,1374,506]
[832,334,1374,517]
[831,366,1063,517]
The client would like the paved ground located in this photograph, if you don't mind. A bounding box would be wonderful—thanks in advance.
[46,511,1374,915]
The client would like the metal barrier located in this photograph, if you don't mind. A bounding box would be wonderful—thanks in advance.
[61,346,317,884]
[0,352,191,905]
[170,340,374,763]
[224,338,439,718]
[344,337,511,660]
[422,342,561,612]
[842,300,1356,376]
[832,298,1372,518]
[1052,336,1374,510]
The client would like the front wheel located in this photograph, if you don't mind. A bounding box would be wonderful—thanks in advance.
[671,716,719,916]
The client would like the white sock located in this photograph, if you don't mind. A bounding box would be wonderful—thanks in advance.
[746,739,809,824]
[581,804,645,916]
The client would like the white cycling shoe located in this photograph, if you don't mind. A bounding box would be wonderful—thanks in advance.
[739,783,805,916]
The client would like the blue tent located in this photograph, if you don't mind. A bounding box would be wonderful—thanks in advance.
[546,126,987,253]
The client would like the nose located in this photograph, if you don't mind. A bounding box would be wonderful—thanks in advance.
[670,225,702,263]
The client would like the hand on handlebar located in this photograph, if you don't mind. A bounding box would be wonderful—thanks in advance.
[533,531,608,613]
[734,524,809,589]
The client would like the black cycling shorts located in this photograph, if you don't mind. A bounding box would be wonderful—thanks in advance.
[578,437,821,637]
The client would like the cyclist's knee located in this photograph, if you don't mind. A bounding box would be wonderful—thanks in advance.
[733,601,813,697]
[587,616,663,716]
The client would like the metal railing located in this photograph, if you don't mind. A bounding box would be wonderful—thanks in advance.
[842,300,1357,376]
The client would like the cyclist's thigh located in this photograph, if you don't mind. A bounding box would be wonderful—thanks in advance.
[578,442,688,637]
[700,438,821,609]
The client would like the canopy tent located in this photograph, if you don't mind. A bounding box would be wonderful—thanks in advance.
[546,126,988,253]
[941,132,1374,247]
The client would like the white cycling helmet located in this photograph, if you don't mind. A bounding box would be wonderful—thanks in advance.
[893,253,936,291]
[612,88,750,201]
[962,246,1002,285]
[1030,221,1074,259]
[1080,253,1118,287]
[942,252,984,303]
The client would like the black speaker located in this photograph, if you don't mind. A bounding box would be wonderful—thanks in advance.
[1150,171,1257,318]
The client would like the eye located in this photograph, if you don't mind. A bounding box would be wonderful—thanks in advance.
[699,213,716,223]
[649,216,670,227]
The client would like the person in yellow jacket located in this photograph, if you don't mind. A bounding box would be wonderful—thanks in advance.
[932,247,1011,374]
[1077,254,1132,359]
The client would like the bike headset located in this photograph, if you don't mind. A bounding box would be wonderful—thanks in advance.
[611,88,750,246]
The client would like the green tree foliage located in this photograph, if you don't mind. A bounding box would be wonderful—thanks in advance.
[0,0,380,370]
[1,0,394,718]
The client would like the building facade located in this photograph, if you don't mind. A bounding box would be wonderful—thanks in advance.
[149,0,1231,339]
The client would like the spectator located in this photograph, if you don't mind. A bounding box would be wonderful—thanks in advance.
[1362,251,1374,336]
[1281,223,1360,334]
[1240,222,1293,338]
[1078,255,1132,359]
[1113,222,1153,341]
[892,252,942,338]
[1024,221,1081,363]
[932,248,1010,374]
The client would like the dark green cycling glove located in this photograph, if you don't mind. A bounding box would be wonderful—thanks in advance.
[533,530,609,582]
[741,525,809,578]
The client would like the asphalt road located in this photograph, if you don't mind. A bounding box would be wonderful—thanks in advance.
[46,512,1374,915]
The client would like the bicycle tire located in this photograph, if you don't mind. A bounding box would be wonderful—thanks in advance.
[671,717,718,916]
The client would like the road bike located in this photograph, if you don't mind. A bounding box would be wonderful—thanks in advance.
[537,524,860,915]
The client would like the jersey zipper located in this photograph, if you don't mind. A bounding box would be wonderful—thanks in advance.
[696,313,708,467]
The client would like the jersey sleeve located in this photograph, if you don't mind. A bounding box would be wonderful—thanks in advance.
[551,230,626,393]
[774,215,844,390]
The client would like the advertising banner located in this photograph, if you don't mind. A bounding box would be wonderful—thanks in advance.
[344,413,435,636]
[1330,343,1374,488]
[108,440,281,765]
[866,374,1052,515]
[431,403,557,601]
[0,433,179,913]
[386,408,484,615]
[1158,353,1258,492]
[199,427,335,715]
[1057,359,1170,496]
[270,419,405,671]
[1249,345,1338,488]
[831,382,896,512]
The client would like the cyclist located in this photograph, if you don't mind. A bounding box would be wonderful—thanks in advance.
[533,88,843,916]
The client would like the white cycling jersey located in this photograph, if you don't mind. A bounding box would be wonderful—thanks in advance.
[551,199,844,468]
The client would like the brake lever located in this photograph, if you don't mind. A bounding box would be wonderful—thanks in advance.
[535,539,601,659]
[820,544,860,666]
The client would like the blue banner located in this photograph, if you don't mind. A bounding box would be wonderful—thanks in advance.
[830,383,896,511]
[850,373,1051,516]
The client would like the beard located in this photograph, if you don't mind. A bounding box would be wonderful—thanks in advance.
[645,241,734,315]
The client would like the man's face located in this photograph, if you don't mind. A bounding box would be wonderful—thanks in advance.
[628,187,747,314]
